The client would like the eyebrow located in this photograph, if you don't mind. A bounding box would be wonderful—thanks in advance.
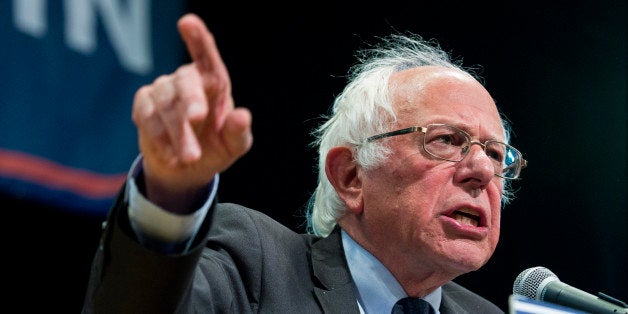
[420,119,505,142]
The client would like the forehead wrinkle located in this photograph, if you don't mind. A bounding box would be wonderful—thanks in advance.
[390,67,503,140]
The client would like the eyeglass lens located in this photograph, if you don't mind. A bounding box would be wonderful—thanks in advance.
[423,125,521,178]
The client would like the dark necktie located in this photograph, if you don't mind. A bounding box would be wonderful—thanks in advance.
[392,297,436,314]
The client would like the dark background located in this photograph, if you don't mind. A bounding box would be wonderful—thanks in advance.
[6,1,627,312]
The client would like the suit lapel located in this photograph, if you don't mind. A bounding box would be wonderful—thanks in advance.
[439,282,470,314]
[311,228,361,314]
[440,292,466,314]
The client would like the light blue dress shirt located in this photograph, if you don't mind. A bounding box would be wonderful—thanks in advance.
[341,229,441,313]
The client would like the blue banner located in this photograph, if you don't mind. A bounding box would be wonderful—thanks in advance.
[0,0,185,215]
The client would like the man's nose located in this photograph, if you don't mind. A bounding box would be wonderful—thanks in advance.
[464,141,497,177]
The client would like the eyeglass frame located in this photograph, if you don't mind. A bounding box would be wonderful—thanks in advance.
[365,123,528,179]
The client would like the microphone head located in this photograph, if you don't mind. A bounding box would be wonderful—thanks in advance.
[513,266,560,300]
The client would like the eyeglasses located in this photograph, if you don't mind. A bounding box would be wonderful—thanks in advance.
[366,123,527,179]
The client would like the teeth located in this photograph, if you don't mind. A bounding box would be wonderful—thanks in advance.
[452,213,479,227]
[451,208,480,227]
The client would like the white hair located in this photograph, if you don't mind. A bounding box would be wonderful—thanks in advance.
[306,33,514,236]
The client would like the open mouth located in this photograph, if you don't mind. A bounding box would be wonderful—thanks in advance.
[449,208,481,227]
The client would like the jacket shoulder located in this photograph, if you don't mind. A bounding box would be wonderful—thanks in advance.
[441,281,505,314]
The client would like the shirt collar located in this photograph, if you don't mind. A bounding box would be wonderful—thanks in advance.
[341,229,442,314]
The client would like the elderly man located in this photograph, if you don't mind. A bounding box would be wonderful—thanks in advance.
[84,13,525,313]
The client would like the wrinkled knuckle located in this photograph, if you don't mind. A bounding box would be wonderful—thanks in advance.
[134,85,151,102]
[153,74,171,86]
[132,87,152,122]
[175,64,194,77]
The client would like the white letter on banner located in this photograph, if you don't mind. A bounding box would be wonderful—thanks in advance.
[13,0,47,38]
[65,0,153,75]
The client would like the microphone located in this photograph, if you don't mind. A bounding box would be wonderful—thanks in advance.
[513,266,628,314]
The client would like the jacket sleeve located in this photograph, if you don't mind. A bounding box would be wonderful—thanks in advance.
[82,183,216,314]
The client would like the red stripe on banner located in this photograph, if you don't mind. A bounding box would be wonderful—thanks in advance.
[0,148,126,198]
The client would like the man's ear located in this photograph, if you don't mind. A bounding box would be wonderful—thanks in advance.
[325,146,363,214]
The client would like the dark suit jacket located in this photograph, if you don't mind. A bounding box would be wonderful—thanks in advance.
[83,193,504,313]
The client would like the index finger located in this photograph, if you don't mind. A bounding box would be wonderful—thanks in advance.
[177,14,229,77]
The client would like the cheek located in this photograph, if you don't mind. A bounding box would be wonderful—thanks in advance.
[363,150,457,229]
[489,182,503,220]
[387,168,452,237]
[391,151,449,187]
[389,163,445,209]
[362,160,440,230]
[487,185,503,249]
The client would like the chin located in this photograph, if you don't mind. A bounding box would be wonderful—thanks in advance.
[442,246,492,274]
